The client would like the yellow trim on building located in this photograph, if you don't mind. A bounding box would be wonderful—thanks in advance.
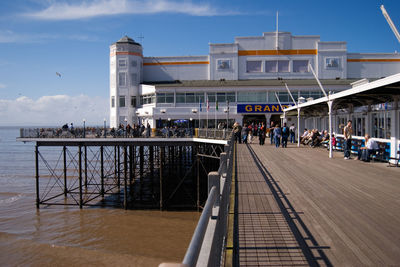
[238,49,318,56]
[143,61,209,66]
[347,58,400,62]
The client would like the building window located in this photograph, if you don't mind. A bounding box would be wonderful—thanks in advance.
[131,60,137,67]
[194,93,205,103]
[246,61,262,73]
[372,111,391,139]
[131,73,137,85]
[175,93,204,104]
[157,93,174,104]
[217,59,231,70]
[325,58,340,69]
[265,61,277,73]
[119,96,126,107]
[176,93,185,103]
[118,59,127,68]
[186,93,195,103]
[140,94,155,105]
[278,60,289,72]
[293,60,309,73]
[111,96,115,108]
[131,96,136,108]
[276,92,289,102]
[118,72,127,86]
[237,92,266,102]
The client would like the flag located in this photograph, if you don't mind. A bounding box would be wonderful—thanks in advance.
[199,99,202,112]
[206,98,209,112]
[216,100,219,111]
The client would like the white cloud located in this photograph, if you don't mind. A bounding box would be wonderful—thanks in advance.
[0,84,6,89]
[23,0,236,20]
[0,94,108,126]
[0,30,98,44]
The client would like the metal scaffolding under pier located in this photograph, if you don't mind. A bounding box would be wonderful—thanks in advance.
[19,138,228,210]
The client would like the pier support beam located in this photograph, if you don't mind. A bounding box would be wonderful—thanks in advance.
[35,145,40,209]
[129,146,133,196]
[139,146,144,201]
[160,146,165,210]
[124,146,128,209]
[100,146,104,198]
[117,146,121,193]
[78,145,83,209]
[63,146,67,196]
[84,145,88,188]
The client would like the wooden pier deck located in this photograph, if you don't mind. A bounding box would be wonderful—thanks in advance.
[234,142,400,266]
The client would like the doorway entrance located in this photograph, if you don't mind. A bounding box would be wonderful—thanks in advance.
[269,114,281,127]
[242,115,266,126]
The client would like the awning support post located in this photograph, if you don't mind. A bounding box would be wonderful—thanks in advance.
[297,107,301,147]
[328,100,333,158]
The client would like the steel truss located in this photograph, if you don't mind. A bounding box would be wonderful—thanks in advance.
[34,141,225,210]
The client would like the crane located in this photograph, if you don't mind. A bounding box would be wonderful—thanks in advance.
[380,5,400,44]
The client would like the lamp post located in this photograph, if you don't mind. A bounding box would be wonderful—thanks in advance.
[103,118,106,138]
[167,118,171,138]
[190,118,193,137]
[124,118,128,137]
[83,119,86,138]
[226,100,230,129]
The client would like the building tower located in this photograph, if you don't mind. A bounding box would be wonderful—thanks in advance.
[109,36,143,128]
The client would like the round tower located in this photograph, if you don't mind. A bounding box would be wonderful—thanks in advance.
[109,36,143,128]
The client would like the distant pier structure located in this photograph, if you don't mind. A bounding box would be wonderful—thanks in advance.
[18,132,230,210]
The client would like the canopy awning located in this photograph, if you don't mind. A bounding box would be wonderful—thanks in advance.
[284,73,400,116]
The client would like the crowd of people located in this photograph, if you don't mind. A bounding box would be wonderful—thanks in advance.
[300,128,333,148]
[233,121,297,148]
[233,119,380,163]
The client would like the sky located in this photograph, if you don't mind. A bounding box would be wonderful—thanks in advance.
[0,0,399,126]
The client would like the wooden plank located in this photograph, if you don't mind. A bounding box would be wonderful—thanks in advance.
[235,142,400,266]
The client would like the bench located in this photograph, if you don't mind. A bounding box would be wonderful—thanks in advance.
[388,151,400,167]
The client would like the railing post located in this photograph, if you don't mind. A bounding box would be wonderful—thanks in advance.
[208,172,220,208]
[220,152,227,175]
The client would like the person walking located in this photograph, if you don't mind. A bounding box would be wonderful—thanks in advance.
[343,120,353,159]
[242,124,249,144]
[233,122,242,143]
[281,122,289,148]
[289,123,296,143]
[273,124,282,148]
[258,123,266,145]
[269,121,275,145]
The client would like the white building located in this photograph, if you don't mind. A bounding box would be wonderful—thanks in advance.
[109,32,400,130]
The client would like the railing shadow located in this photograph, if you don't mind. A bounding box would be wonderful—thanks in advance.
[246,144,332,267]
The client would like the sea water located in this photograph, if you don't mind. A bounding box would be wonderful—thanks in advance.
[0,127,199,266]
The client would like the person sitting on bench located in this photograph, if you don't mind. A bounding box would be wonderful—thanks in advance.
[356,134,379,162]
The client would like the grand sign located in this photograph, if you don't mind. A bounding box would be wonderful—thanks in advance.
[237,104,293,113]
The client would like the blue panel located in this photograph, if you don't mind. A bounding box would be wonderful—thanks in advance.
[237,104,293,113]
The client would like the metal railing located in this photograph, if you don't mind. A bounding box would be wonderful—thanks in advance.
[197,129,232,140]
[19,127,231,140]
[180,133,235,267]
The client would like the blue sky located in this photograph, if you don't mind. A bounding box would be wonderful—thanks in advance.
[0,0,399,126]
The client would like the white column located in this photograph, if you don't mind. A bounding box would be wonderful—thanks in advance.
[297,107,301,147]
[328,100,333,158]
[390,98,399,163]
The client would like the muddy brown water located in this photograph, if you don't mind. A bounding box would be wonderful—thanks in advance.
[0,127,199,266]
